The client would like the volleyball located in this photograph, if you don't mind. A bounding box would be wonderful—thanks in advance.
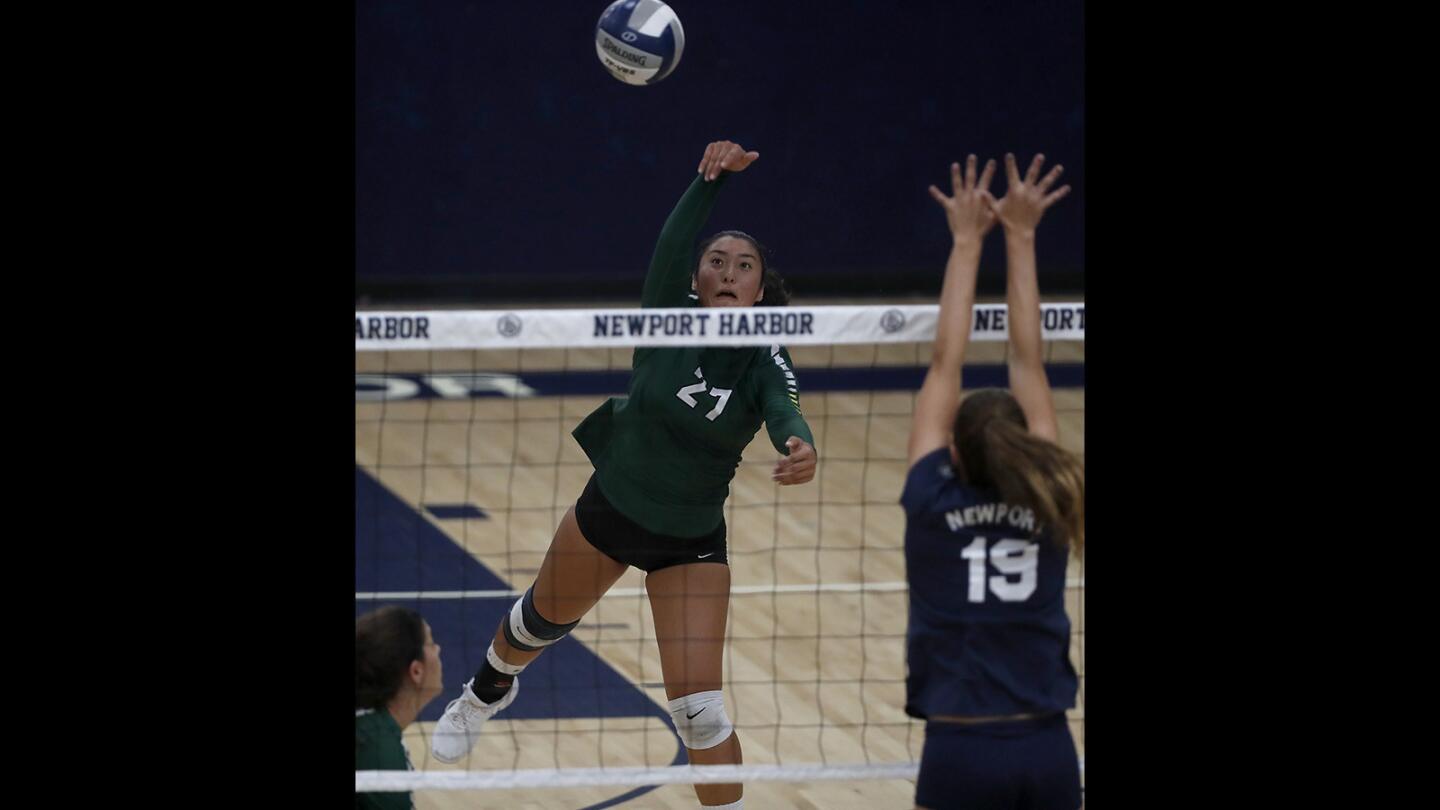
[595,0,685,86]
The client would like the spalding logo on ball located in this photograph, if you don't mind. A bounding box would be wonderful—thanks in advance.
[596,0,685,85]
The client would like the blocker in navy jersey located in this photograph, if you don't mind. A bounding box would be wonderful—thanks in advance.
[595,0,685,86]
[901,447,1078,719]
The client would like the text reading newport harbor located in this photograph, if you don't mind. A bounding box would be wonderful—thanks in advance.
[594,311,816,338]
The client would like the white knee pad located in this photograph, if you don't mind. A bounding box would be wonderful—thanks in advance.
[668,690,733,750]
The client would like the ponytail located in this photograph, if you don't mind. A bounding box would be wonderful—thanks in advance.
[981,419,1085,554]
[954,388,1085,555]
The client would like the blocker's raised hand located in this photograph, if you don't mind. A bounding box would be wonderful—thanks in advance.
[988,152,1071,237]
[927,154,998,243]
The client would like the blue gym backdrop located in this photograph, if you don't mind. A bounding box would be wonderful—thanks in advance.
[356,0,1084,303]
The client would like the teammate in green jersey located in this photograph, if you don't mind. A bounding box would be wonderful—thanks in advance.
[356,606,444,810]
[432,141,816,810]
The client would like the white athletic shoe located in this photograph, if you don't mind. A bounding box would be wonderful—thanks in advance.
[430,677,519,763]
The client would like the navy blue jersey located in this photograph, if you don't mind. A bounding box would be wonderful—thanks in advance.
[901,447,1078,719]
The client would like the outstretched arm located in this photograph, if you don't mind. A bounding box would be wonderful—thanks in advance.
[640,141,760,308]
[907,156,998,467]
[989,152,1071,442]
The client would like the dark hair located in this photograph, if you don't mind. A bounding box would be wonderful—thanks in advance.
[356,605,426,710]
[953,388,1085,554]
[695,230,791,306]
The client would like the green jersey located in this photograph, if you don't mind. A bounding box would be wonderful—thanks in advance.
[572,173,815,538]
[355,708,413,810]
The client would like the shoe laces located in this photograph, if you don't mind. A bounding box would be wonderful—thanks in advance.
[443,696,481,729]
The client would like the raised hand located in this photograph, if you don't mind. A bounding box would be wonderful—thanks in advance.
[927,154,998,244]
[697,140,760,182]
[988,153,1071,237]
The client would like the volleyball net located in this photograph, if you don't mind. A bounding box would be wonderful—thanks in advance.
[355,302,1084,802]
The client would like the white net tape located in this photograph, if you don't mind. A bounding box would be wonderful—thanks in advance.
[358,763,919,791]
[358,759,1082,791]
[355,302,1085,350]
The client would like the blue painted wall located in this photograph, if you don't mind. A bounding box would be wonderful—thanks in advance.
[356,0,1084,301]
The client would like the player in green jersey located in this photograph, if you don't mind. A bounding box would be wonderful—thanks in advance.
[356,606,444,810]
[432,141,816,809]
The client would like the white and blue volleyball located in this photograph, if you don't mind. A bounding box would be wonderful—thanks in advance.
[595,0,685,86]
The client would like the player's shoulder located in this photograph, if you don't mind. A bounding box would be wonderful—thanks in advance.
[908,446,953,476]
[904,451,1003,514]
[749,343,800,389]
[758,342,797,368]
[355,710,391,761]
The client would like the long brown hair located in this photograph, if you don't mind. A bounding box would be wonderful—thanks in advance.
[953,389,1085,554]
